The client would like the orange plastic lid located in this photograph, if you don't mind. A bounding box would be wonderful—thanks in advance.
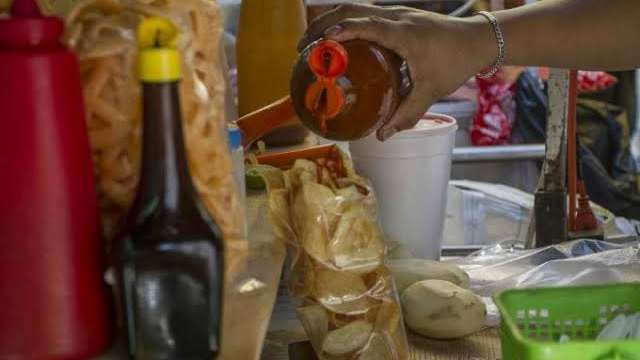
[304,40,349,129]
[307,39,348,78]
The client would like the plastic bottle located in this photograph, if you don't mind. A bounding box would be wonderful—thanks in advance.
[290,39,411,141]
[0,0,112,357]
[236,0,309,146]
[114,18,224,359]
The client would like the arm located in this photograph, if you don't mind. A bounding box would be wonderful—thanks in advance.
[495,0,640,70]
[299,1,640,140]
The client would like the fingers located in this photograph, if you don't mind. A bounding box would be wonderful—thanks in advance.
[322,16,408,59]
[377,92,434,141]
[298,3,393,51]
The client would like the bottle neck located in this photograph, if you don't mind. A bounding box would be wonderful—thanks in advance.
[138,82,195,212]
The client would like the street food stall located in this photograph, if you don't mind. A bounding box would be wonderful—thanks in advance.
[1,0,639,359]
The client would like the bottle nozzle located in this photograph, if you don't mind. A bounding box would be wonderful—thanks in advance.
[137,17,179,50]
[137,17,182,82]
[10,0,43,17]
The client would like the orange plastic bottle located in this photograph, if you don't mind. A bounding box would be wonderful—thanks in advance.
[236,0,308,145]
[291,39,411,141]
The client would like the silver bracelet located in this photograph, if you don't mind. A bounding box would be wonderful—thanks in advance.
[475,11,505,79]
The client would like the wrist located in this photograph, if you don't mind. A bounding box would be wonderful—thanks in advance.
[460,15,501,75]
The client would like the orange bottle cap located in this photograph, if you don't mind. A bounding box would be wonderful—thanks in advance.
[308,40,348,78]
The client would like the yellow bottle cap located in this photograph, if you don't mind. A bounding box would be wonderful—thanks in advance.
[137,17,181,82]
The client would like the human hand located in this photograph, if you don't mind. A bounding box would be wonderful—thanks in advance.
[299,4,495,140]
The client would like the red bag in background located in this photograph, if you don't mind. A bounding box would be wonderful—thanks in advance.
[470,69,616,146]
[577,71,617,94]
[471,71,517,146]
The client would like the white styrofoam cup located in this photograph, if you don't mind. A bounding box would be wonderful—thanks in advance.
[350,113,457,260]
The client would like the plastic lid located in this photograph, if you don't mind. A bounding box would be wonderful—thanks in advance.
[392,113,458,139]
[137,17,182,82]
[308,40,348,78]
[349,113,458,158]
[228,125,242,149]
[0,0,64,49]
[304,40,349,123]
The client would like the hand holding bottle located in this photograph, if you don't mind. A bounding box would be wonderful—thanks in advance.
[298,3,494,140]
[300,1,640,140]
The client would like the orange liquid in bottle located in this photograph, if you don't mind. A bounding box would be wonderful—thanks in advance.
[290,39,411,141]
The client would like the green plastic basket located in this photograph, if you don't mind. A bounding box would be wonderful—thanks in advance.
[495,283,640,360]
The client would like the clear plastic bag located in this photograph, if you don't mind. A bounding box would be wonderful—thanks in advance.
[444,180,628,247]
[262,153,409,360]
[64,0,244,245]
[452,239,640,327]
[63,2,268,358]
[459,240,640,296]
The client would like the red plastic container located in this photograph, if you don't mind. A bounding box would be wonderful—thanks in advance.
[0,0,112,358]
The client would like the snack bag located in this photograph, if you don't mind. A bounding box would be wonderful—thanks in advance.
[261,149,409,360]
[64,0,244,245]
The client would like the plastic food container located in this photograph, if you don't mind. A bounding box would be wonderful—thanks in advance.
[349,113,457,260]
[495,283,640,360]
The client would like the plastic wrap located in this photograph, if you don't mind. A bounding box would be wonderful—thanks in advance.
[261,153,409,360]
[220,193,287,360]
[452,239,640,327]
[444,180,634,247]
[64,0,245,245]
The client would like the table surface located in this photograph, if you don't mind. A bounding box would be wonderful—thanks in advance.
[286,330,501,360]
[94,189,502,360]
[95,328,502,360]
[263,284,502,360]
[407,329,501,360]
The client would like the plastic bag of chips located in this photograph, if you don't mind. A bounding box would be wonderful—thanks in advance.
[260,149,409,360]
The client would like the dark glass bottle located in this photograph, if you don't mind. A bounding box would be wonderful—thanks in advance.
[115,18,224,360]
[290,39,411,141]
